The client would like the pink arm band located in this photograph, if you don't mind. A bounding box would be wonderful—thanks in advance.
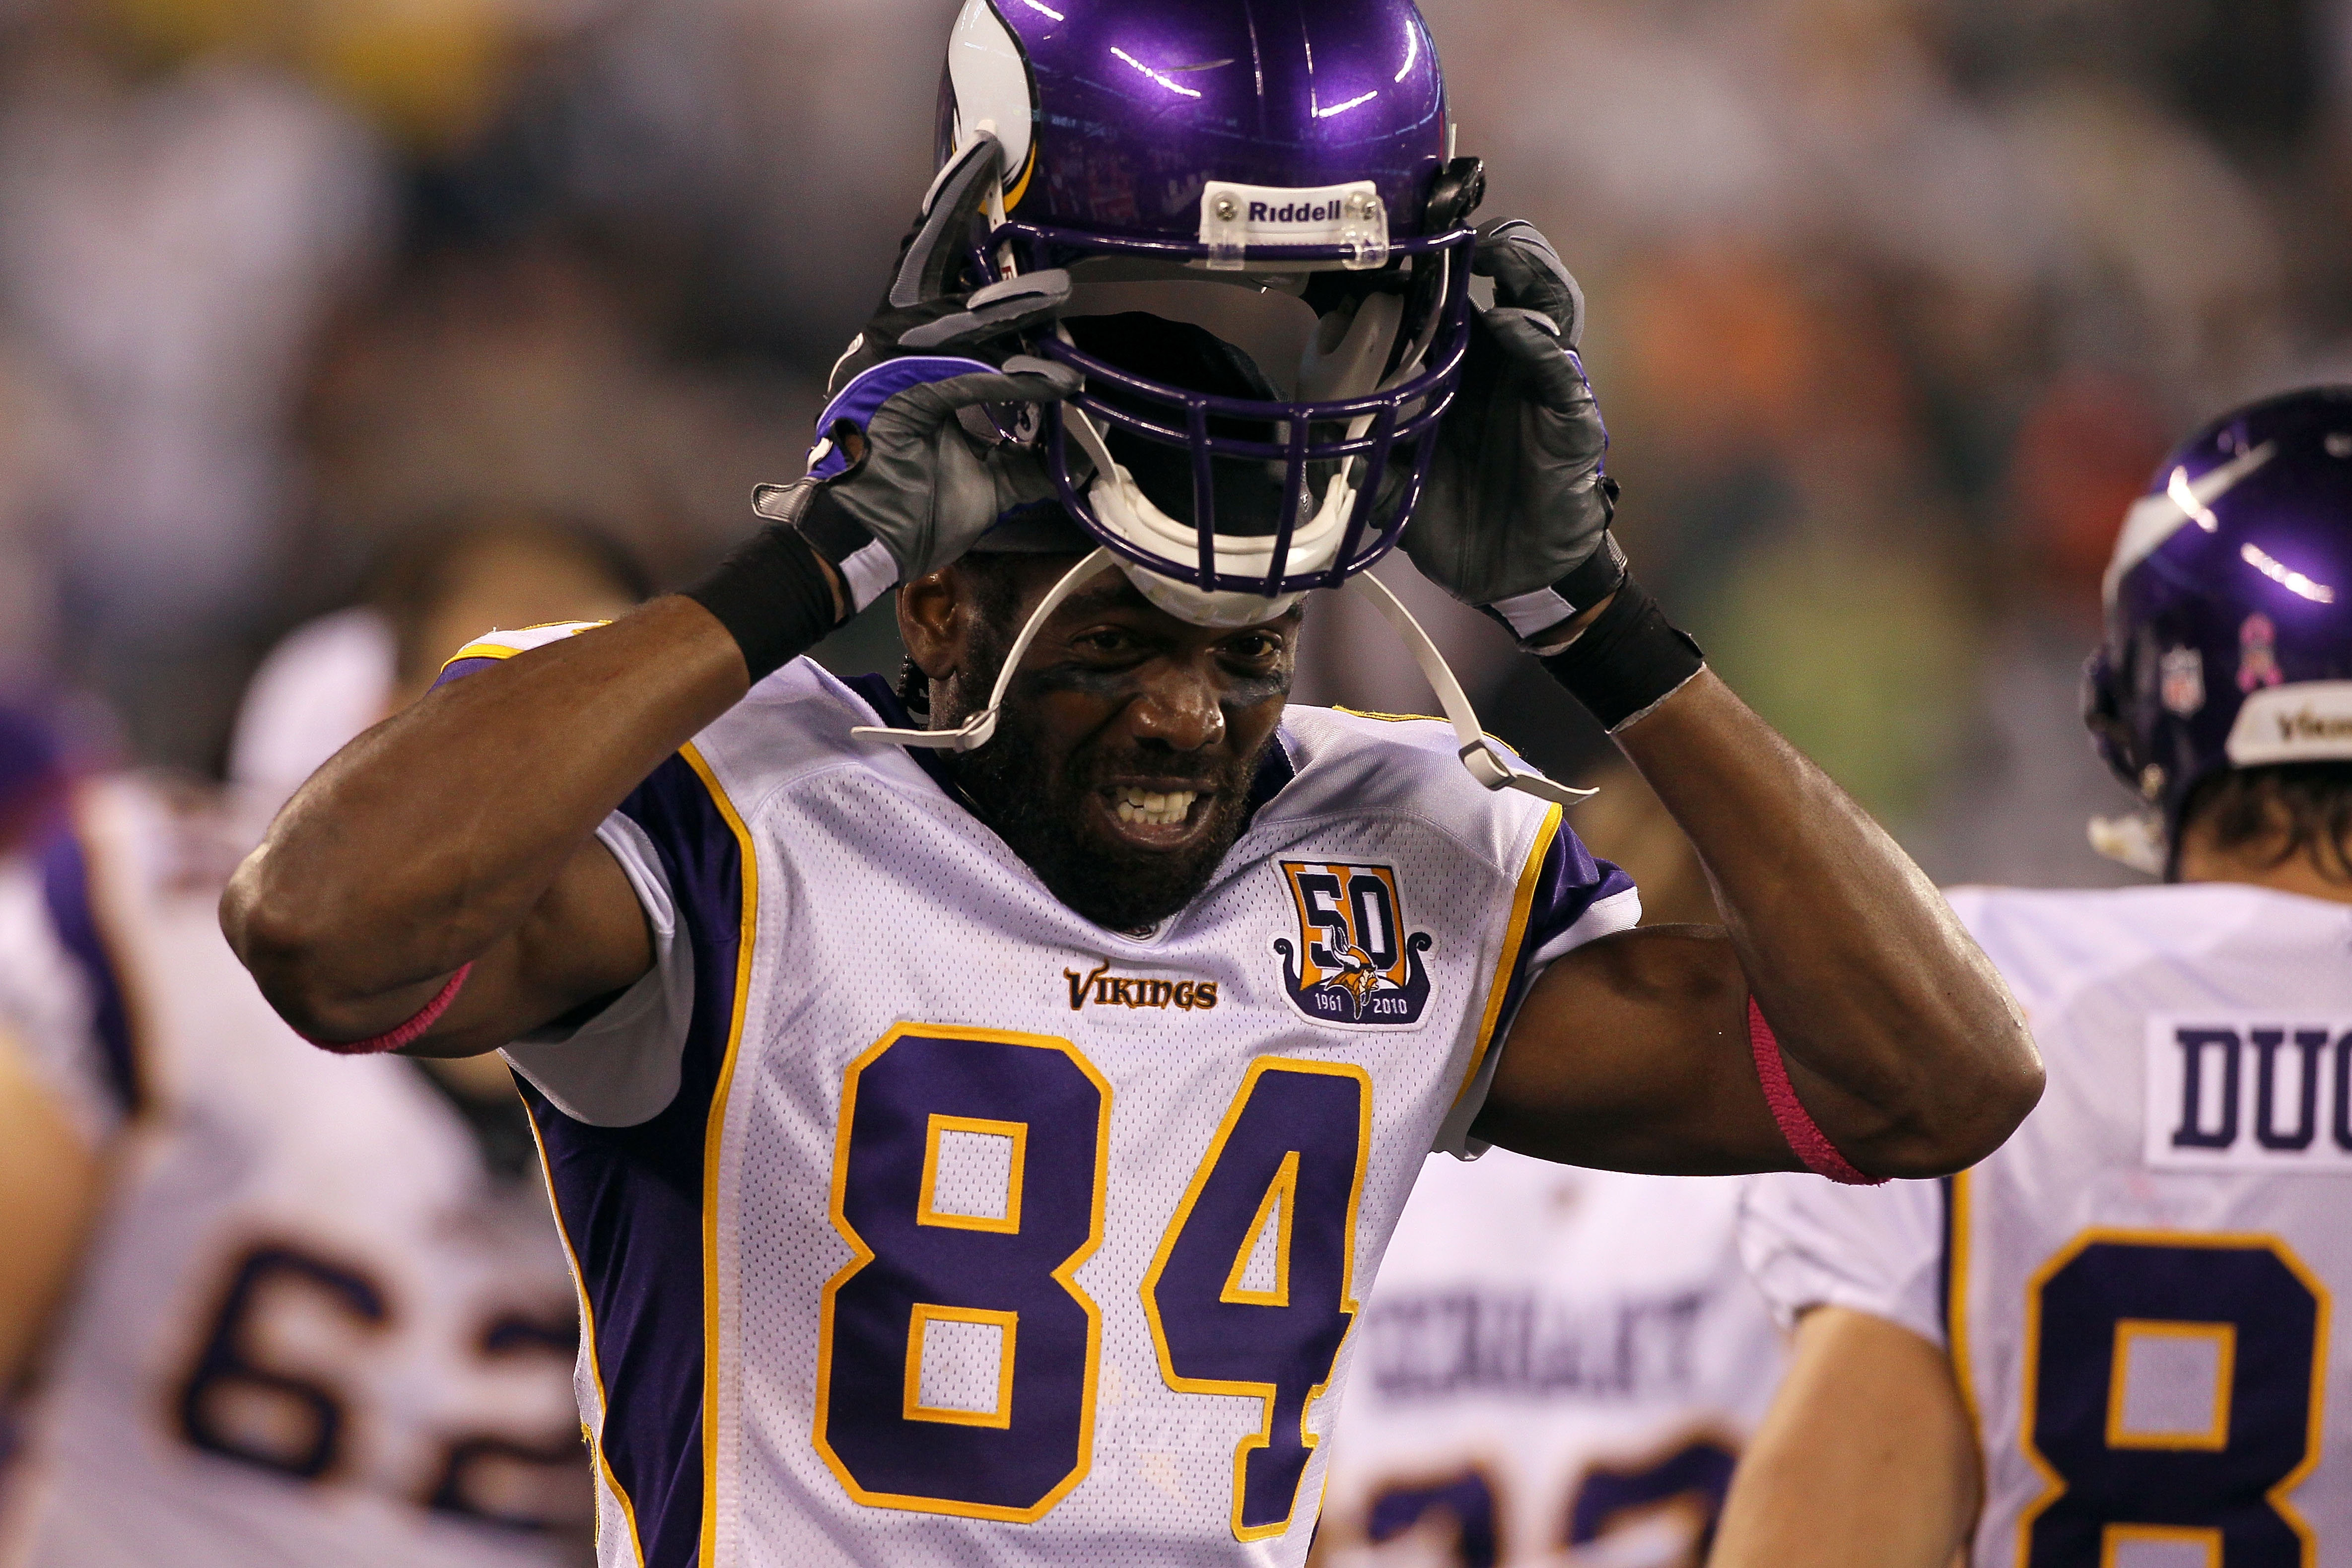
[300,963,475,1057]
[1748,996,1884,1186]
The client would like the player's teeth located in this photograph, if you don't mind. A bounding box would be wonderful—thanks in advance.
[1111,788,1196,827]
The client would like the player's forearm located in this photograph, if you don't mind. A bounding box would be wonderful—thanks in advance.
[223,597,749,1037]
[1710,1307,1980,1568]
[1615,672,2040,1177]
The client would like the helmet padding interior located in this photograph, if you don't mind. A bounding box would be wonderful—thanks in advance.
[1062,313,1345,540]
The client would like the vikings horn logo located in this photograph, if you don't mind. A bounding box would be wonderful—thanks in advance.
[1273,862,1434,1026]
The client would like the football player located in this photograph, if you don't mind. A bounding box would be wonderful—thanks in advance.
[221,3,2042,1564]
[1712,386,2352,1568]
[1308,1154,1785,1568]
[0,513,642,1567]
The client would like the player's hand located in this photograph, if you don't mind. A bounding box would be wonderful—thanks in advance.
[1403,219,1624,635]
[754,132,1082,612]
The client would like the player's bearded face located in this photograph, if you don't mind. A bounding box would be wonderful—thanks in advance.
[942,576,1294,933]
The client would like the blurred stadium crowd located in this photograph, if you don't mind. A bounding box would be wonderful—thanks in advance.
[0,0,2342,877]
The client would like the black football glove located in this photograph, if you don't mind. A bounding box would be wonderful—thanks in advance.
[752,131,1081,612]
[1403,218,1623,642]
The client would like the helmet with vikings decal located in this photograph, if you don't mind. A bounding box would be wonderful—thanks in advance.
[2084,386,2352,872]
[938,0,1483,627]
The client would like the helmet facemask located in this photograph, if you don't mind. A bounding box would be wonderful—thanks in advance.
[993,228,1474,631]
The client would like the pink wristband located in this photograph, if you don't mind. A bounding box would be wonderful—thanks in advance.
[1748,997,1883,1185]
[301,963,475,1056]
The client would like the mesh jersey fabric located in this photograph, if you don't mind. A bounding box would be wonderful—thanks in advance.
[1314,1151,1787,1566]
[459,634,1638,1568]
[0,775,585,1568]
[1740,883,2352,1568]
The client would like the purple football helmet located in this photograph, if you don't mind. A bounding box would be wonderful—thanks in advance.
[938,0,1481,626]
[2084,385,2352,870]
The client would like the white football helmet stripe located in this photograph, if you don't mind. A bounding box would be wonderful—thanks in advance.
[2102,441,2278,608]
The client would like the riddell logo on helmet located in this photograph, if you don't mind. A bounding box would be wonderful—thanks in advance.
[1249,200,1347,225]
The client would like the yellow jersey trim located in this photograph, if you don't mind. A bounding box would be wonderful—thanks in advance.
[901,1304,1021,1429]
[1218,1151,1300,1309]
[1946,1170,1979,1441]
[67,792,156,1128]
[681,742,758,1567]
[1451,802,1564,1111]
[438,620,612,675]
[916,1114,1028,1235]
[523,1103,649,1567]
[2105,1319,2234,1450]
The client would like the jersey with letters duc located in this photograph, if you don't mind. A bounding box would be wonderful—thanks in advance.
[465,628,1642,1568]
[1741,884,2352,1568]
[0,774,586,1568]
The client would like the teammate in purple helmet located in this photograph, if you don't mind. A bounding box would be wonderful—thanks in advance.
[223,3,2039,1564]
[1717,386,2352,1568]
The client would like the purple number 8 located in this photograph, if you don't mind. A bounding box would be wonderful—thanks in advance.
[815,1025,1111,1523]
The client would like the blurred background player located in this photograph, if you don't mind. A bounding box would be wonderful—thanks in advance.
[1713,386,2352,1568]
[0,508,641,1568]
[1312,784,1784,1568]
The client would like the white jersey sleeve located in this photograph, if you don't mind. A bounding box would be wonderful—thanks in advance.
[1431,783,1642,1159]
[503,809,696,1127]
[1736,1173,1947,1347]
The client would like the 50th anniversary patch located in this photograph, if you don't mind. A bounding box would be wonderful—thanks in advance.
[1274,861,1433,1027]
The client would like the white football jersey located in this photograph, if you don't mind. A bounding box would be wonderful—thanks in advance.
[0,774,588,1568]
[461,631,1643,1568]
[1741,884,2352,1568]
[1313,1153,1786,1568]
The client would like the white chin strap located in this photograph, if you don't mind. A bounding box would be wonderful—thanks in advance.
[851,548,1593,812]
[852,548,1118,751]
[1347,571,1596,810]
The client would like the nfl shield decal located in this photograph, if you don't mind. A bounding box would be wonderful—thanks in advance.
[2159,646,2206,717]
[1273,862,1433,1026]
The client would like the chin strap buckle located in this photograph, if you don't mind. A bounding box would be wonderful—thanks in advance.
[851,548,1118,752]
[1348,571,1597,810]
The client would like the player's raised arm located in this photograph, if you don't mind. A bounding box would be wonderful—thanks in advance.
[1403,221,2041,1180]
[222,137,1081,1054]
